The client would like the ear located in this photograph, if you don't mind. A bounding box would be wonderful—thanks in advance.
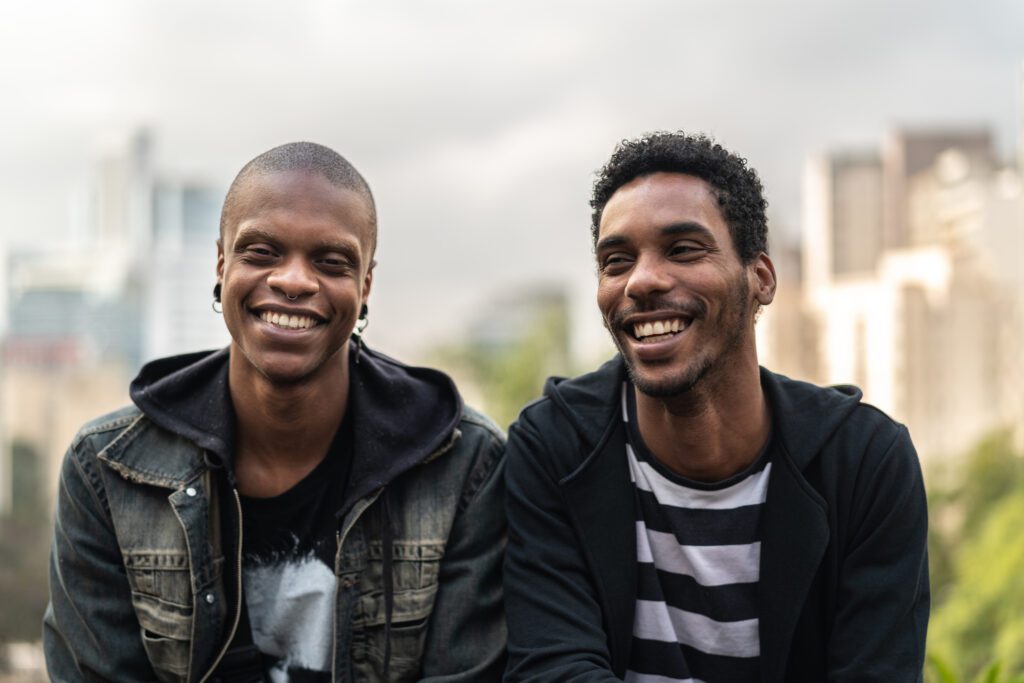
[216,237,225,282]
[749,252,776,306]
[361,259,376,306]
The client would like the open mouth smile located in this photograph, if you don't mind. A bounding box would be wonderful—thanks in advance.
[631,317,690,343]
[256,310,325,331]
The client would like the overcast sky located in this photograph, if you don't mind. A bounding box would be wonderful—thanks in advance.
[1,0,1021,357]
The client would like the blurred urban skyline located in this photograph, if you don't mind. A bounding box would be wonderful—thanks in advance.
[1,4,1024,678]
[2,1,1023,360]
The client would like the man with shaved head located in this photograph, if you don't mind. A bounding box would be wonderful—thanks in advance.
[503,132,929,682]
[44,142,507,682]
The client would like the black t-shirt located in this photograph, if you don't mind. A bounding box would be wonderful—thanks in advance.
[237,416,354,683]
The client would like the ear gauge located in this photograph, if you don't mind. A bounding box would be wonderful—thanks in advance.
[356,304,369,334]
[353,304,369,363]
[211,283,222,313]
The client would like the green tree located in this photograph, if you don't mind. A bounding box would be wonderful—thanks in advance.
[926,429,1024,681]
[430,298,572,429]
[928,489,1024,678]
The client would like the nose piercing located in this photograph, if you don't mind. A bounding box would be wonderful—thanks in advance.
[286,294,298,301]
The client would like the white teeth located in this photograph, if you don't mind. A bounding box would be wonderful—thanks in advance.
[633,318,686,340]
[259,311,317,330]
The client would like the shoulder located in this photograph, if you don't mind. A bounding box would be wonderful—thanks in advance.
[770,373,922,510]
[68,405,145,457]
[765,368,913,470]
[514,358,622,447]
[819,396,915,471]
[451,404,506,467]
[458,404,506,446]
[452,404,506,480]
[835,403,919,483]
[506,384,620,487]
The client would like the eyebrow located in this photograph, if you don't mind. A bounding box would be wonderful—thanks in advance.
[660,222,716,241]
[596,221,716,251]
[233,226,358,253]
[232,227,278,247]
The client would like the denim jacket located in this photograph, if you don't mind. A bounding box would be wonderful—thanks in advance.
[44,346,507,682]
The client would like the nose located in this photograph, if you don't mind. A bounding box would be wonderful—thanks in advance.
[266,256,319,300]
[624,253,672,302]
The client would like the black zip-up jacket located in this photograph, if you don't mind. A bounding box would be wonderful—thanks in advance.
[504,358,928,682]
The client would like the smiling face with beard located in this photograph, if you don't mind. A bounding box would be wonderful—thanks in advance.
[595,172,765,401]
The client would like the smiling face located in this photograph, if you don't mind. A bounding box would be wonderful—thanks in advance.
[216,169,374,387]
[596,172,774,398]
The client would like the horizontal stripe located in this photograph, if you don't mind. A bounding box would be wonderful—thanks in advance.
[633,599,759,658]
[625,671,703,683]
[635,488,763,546]
[636,523,761,586]
[629,637,760,682]
[627,444,771,510]
[636,562,758,623]
[622,381,630,421]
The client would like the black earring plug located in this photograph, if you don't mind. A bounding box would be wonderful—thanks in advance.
[211,283,223,313]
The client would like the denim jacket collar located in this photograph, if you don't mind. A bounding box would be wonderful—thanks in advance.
[119,341,464,500]
[97,412,209,490]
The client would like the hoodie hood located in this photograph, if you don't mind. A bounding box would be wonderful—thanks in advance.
[129,341,463,501]
[542,355,865,470]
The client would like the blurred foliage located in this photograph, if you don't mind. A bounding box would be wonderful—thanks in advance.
[927,429,1024,682]
[0,440,51,641]
[430,298,574,429]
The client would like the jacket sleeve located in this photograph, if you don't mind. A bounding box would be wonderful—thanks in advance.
[419,421,508,682]
[43,438,158,683]
[828,423,929,681]
[503,412,621,682]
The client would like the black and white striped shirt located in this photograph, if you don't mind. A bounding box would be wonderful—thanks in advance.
[623,383,772,683]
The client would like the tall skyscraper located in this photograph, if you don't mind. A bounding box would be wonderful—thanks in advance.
[783,126,1023,462]
[801,150,884,291]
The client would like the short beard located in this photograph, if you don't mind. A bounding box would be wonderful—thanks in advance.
[625,352,714,398]
[610,273,752,400]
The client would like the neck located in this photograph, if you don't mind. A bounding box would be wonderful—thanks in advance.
[635,353,770,483]
[228,348,350,497]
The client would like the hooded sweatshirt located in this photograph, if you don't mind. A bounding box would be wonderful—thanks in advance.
[503,357,929,682]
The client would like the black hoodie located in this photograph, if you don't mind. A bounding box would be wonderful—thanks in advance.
[504,357,929,682]
[129,341,463,513]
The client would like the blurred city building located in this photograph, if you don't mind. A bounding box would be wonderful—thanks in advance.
[762,126,1024,462]
[3,112,1023,510]
[0,130,228,513]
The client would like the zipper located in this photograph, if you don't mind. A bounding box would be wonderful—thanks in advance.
[198,488,244,683]
[330,488,384,682]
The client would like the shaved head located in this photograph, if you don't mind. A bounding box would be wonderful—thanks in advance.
[220,141,377,252]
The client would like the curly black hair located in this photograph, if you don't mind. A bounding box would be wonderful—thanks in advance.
[590,132,768,263]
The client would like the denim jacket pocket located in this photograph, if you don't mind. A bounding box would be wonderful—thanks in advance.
[124,551,221,681]
[353,541,444,681]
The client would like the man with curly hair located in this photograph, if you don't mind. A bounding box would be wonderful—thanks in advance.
[503,132,929,682]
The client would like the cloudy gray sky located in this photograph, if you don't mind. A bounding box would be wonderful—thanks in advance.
[1,0,1021,357]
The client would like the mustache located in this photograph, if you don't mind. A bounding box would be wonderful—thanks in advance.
[609,299,707,329]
